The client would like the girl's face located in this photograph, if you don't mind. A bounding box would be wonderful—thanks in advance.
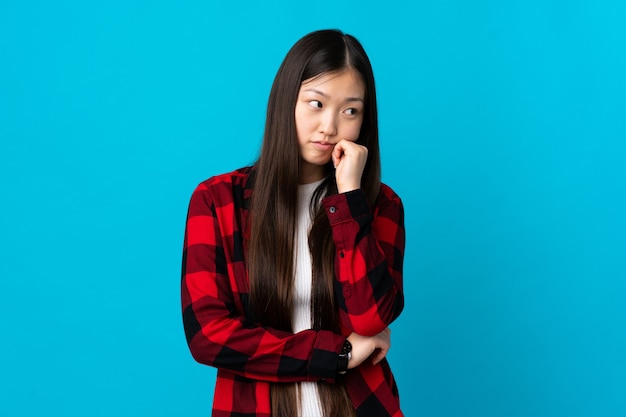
[295,69,365,184]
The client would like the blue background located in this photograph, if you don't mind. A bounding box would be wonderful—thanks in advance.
[1,1,625,416]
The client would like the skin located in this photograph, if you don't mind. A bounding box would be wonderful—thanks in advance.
[295,69,368,190]
[295,69,390,369]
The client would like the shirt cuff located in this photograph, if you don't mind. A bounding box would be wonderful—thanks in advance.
[322,189,371,225]
[308,330,346,380]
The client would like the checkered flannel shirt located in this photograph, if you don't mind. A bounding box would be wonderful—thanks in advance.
[181,166,405,417]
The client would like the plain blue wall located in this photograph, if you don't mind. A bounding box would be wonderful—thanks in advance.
[1,1,625,416]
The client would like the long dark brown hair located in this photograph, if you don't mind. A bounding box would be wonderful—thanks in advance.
[248,29,381,417]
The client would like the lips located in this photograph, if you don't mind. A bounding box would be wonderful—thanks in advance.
[312,141,333,151]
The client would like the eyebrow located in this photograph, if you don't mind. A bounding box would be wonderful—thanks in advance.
[304,88,364,103]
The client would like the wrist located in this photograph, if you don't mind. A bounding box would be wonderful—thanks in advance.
[337,184,360,194]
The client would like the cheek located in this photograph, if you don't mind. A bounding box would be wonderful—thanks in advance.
[340,120,363,141]
[295,108,315,136]
[296,120,314,142]
[294,111,306,140]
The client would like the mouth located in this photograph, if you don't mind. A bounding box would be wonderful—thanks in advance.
[312,141,333,151]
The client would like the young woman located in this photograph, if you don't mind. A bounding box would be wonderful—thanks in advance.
[181,29,405,417]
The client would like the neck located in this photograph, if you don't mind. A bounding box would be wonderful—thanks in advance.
[299,161,327,184]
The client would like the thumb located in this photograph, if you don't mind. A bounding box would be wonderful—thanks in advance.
[371,345,389,365]
[332,142,344,168]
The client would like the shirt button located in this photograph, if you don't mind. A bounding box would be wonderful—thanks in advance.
[329,206,336,214]
[339,251,345,258]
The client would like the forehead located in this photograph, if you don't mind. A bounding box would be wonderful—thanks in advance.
[300,70,365,96]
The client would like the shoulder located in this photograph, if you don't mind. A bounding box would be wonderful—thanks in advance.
[188,166,254,213]
[195,166,253,192]
[372,182,405,222]
[378,182,403,206]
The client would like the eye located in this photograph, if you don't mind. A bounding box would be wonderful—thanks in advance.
[344,108,359,116]
[308,100,323,109]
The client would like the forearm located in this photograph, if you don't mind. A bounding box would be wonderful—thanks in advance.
[323,187,405,336]
[183,298,345,382]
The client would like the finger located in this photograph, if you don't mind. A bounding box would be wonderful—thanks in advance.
[378,327,391,341]
[337,140,364,158]
[372,346,389,365]
[332,142,345,167]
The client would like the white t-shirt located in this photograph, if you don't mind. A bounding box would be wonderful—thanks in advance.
[293,179,325,417]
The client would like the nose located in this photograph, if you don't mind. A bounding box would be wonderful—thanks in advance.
[319,111,337,137]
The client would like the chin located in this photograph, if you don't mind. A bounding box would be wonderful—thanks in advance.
[303,156,330,166]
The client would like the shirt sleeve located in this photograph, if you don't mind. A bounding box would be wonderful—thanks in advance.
[322,187,405,337]
[181,181,346,383]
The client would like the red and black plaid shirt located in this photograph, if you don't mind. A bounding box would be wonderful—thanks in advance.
[181,166,405,416]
